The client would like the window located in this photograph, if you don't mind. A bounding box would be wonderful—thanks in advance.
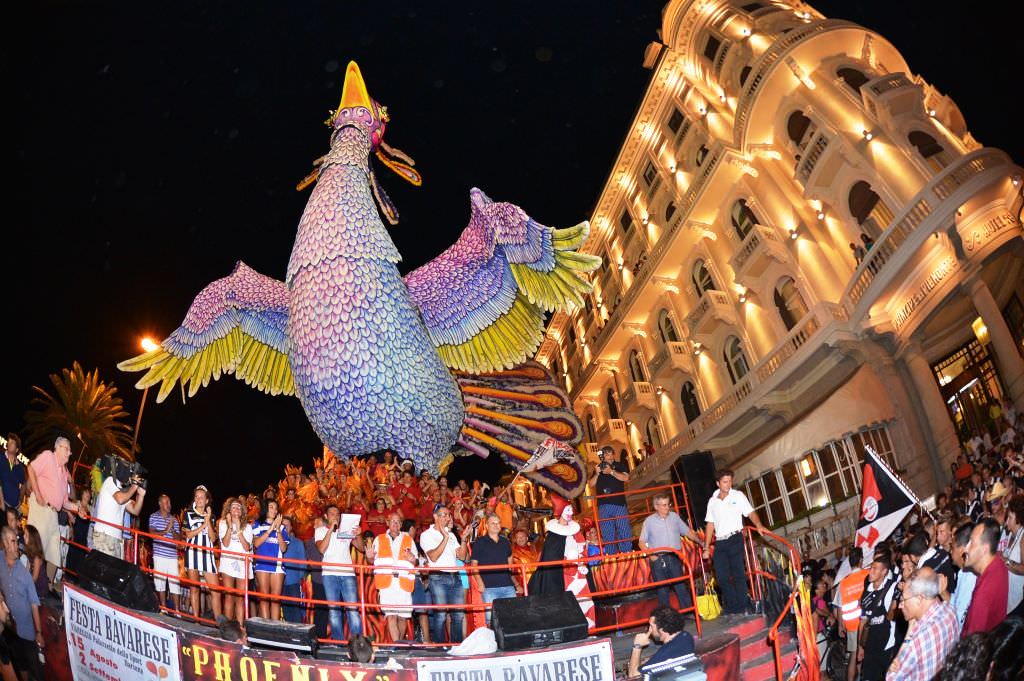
[724,336,750,384]
[774,277,809,331]
[645,417,663,449]
[657,309,679,344]
[696,144,709,167]
[781,461,809,518]
[665,202,677,222]
[668,108,684,133]
[816,445,850,503]
[605,388,620,420]
[837,67,869,92]
[680,381,701,423]
[643,161,658,187]
[730,198,760,240]
[628,349,647,382]
[551,356,561,380]
[585,414,597,443]
[619,208,634,234]
[746,479,767,523]
[703,35,722,62]
[691,259,716,295]
[760,471,785,527]
[908,130,947,170]
[786,111,812,147]
[848,181,892,236]
[739,65,752,86]
[566,321,578,348]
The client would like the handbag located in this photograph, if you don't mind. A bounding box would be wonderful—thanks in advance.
[697,578,722,620]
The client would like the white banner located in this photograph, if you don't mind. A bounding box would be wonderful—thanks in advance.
[64,584,180,681]
[415,638,613,681]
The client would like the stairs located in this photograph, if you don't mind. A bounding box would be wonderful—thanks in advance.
[726,615,797,681]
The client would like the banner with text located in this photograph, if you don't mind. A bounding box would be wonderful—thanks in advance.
[415,639,613,681]
[64,585,180,681]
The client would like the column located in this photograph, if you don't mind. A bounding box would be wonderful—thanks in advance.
[901,341,962,481]
[969,278,1024,409]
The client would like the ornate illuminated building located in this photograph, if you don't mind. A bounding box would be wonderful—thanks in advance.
[537,0,1024,556]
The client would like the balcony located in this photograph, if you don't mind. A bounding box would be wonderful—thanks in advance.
[861,73,924,129]
[686,290,738,343]
[596,418,628,444]
[584,442,601,461]
[631,302,851,487]
[729,224,790,287]
[621,380,657,417]
[667,341,696,373]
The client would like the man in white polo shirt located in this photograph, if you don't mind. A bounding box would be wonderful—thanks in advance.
[419,503,473,643]
[702,468,764,616]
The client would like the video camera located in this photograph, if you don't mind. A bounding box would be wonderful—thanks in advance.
[97,454,148,490]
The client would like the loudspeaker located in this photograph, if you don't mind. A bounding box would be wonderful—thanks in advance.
[245,617,317,653]
[78,551,160,613]
[492,591,588,650]
[670,451,716,529]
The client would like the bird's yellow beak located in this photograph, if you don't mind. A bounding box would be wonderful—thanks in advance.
[338,61,372,112]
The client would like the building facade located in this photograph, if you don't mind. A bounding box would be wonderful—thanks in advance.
[536,0,1024,557]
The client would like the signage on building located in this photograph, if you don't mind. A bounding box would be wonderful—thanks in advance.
[962,211,1018,255]
[892,256,959,332]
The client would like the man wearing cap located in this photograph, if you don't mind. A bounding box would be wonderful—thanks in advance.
[640,493,703,614]
[702,468,765,617]
[588,446,632,554]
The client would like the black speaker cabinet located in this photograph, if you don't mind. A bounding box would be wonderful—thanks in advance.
[78,550,160,613]
[670,451,716,529]
[245,617,317,653]
[491,591,588,650]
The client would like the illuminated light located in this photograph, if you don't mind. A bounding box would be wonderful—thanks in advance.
[625,420,633,427]
[668,162,677,173]
[140,337,160,352]
[800,458,813,477]
[972,316,990,345]
[862,129,874,141]
[655,385,665,395]
[789,229,799,240]
[692,342,703,356]
[617,261,624,271]
[738,291,747,304]
[816,210,826,221]
[741,27,751,36]
[928,108,937,117]
[697,105,707,116]
[1013,175,1021,187]
[642,215,650,226]
[719,93,727,102]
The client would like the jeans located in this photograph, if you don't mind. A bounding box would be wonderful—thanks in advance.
[481,585,517,626]
[712,534,750,614]
[323,574,361,639]
[649,552,693,611]
[282,582,304,624]
[428,573,465,643]
[598,503,633,554]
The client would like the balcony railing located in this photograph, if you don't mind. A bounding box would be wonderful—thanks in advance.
[843,148,1012,310]
[622,380,657,414]
[685,289,736,340]
[731,223,790,279]
[868,73,913,96]
[631,303,848,485]
[797,133,829,182]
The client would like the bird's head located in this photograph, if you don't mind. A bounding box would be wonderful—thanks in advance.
[296,61,421,225]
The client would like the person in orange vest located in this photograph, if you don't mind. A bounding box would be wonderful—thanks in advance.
[832,546,868,681]
[366,512,418,642]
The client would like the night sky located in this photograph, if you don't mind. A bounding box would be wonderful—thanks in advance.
[9,1,1022,514]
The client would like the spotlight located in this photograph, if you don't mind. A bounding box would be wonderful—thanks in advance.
[1013,175,1021,187]
[741,27,751,36]
[816,210,826,221]
[668,163,677,173]
[862,130,873,141]
[928,108,937,117]
[789,229,799,240]
[738,291,747,303]
[693,342,703,356]
[642,216,650,226]
[719,93,727,102]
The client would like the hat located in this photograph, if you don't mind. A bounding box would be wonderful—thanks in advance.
[987,481,1010,501]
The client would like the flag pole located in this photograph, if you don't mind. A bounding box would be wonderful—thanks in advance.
[865,444,935,520]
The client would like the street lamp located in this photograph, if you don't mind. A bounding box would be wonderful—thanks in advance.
[130,337,159,458]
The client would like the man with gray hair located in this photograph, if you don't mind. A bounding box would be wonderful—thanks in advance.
[26,436,79,586]
[886,567,959,681]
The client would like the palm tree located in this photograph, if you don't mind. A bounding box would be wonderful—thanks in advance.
[23,362,135,465]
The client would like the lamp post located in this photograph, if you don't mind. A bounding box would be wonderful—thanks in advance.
[130,337,159,459]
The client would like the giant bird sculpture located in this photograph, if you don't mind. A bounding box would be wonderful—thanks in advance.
[119,62,602,497]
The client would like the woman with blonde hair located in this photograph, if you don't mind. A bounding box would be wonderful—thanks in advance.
[218,497,252,623]
[183,485,220,620]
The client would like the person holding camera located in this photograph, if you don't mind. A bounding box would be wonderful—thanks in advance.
[588,446,632,554]
[92,462,146,560]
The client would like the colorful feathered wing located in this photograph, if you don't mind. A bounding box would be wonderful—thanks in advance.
[118,261,294,402]
[404,188,601,373]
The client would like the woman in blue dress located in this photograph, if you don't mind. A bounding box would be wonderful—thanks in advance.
[252,498,289,620]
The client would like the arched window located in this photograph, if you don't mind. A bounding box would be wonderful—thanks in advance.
[739,65,752,86]
[665,201,677,222]
[606,388,620,420]
[551,356,561,380]
[696,145,709,167]
[786,111,812,147]
[681,381,702,424]
[585,414,597,443]
[837,67,869,92]
[848,181,892,236]
[908,130,947,169]
[774,277,809,331]
[730,199,760,240]
[692,259,717,295]
[724,336,750,384]
[657,309,679,344]
[566,322,578,348]
[628,349,647,382]
[645,417,663,450]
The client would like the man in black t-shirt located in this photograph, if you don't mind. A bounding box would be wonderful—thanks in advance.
[588,446,632,554]
[628,606,696,677]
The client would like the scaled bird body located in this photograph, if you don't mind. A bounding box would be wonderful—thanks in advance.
[120,63,601,496]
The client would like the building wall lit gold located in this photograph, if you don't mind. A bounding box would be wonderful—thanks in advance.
[537,0,1024,555]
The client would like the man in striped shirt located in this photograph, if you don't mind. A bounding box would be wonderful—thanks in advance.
[148,494,182,612]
